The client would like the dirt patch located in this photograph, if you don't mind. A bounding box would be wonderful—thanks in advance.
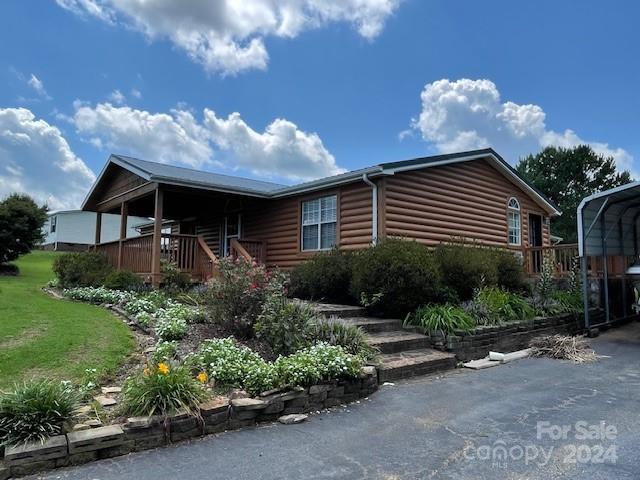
[0,327,45,349]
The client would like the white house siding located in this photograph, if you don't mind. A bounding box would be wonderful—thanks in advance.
[42,211,150,248]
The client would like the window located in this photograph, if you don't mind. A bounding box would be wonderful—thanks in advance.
[507,197,521,245]
[50,216,57,233]
[301,195,337,251]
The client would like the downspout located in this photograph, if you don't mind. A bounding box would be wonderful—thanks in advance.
[362,173,378,245]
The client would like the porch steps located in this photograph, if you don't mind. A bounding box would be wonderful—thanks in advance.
[307,302,456,382]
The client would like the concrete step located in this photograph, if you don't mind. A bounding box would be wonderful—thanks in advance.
[377,349,457,382]
[310,303,368,318]
[337,317,403,333]
[366,330,431,354]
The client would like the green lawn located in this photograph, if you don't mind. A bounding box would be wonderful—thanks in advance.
[0,251,134,389]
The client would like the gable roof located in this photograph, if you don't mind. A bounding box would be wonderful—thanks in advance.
[83,148,560,215]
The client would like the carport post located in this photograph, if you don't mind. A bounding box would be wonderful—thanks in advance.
[581,208,591,329]
[601,214,610,324]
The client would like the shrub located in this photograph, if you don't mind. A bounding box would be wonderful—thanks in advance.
[434,242,496,301]
[350,238,444,318]
[63,286,133,304]
[255,299,317,356]
[474,287,535,323]
[0,193,47,265]
[494,250,526,291]
[311,318,378,360]
[122,362,209,417]
[122,291,172,316]
[156,317,188,341]
[157,303,206,324]
[186,338,270,392]
[103,270,143,291]
[151,341,179,363]
[0,380,81,446]
[53,251,113,287]
[203,257,286,338]
[289,248,354,303]
[0,264,19,276]
[275,343,363,387]
[161,260,191,292]
[405,304,475,334]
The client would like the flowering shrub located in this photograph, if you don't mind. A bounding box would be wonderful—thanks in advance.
[151,341,178,363]
[135,312,154,328]
[156,317,189,341]
[123,296,161,316]
[275,343,363,386]
[0,380,81,445]
[122,362,209,417]
[63,286,133,305]
[186,337,268,391]
[156,303,206,324]
[203,257,286,338]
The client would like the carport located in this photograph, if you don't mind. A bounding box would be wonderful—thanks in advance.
[578,182,640,329]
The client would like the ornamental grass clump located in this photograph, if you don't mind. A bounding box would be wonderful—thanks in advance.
[311,318,379,361]
[0,380,81,446]
[473,287,535,323]
[405,304,475,334]
[123,362,209,417]
[255,298,317,356]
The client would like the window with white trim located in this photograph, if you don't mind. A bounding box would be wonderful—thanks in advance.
[507,197,521,245]
[301,195,337,251]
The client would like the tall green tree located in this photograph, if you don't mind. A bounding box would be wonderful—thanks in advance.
[516,145,632,244]
[0,194,48,265]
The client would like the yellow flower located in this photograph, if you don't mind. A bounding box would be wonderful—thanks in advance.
[197,372,208,384]
[143,368,151,377]
[157,362,170,375]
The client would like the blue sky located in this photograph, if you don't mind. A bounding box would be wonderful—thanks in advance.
[1,0,639,209]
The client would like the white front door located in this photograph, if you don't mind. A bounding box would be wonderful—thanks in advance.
[223,213,241,257]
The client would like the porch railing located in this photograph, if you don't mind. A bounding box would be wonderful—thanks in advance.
[93,233,218,282]
[524,244,578,277]
[229,238,266,264]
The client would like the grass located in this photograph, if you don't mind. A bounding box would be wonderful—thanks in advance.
[0,251,134,389]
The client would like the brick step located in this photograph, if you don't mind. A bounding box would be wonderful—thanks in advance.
[337,317,403,333]
[377,349,457,382]
[366,330,431,354]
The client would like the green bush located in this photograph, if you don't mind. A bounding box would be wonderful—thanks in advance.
[289,248,354,303]
[474,287,535,323]
[103,270,143,291]
[494,251,526,291]
[0,380,81,446]
[0,264,19,276]
[311,318,378,360]
[122,362,209,417]
[434,243,496,301]
[63,286,133,304]
[350,238,444,318]
[161,260,191,292]
[255,299,317,356]
[151,341,178,363]
[202,257,286,338]
[53,251,113,288]
[275,343,363,387]
[405,304,475,334]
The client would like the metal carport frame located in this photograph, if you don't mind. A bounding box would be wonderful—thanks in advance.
[577,181,640,329]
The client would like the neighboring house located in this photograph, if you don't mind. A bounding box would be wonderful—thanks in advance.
[82,148,561,284]
[41,210,150,251]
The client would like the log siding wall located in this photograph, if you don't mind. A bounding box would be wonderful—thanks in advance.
[382,159,550,250]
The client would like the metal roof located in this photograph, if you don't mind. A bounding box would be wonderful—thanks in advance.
[83,149,560,215]
[577,181,640,257]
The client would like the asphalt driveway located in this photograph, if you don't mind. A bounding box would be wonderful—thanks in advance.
[34,323,640,480]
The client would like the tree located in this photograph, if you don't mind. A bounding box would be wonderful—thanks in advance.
[0,194,48,265]
[516,145,632,244]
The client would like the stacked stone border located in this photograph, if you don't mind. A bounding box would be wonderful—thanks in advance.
[404,313,584,362]
[0,368,377,479]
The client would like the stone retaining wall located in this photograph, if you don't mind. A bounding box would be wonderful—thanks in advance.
[0,368,377,479]
[406,313,583,362]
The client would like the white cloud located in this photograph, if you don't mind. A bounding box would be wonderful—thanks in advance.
[0,108,96,210]
[27,74,50,99]
[108,89,126,105]
[130,88,142,99]
[56,0,401,75]
[72,102,343,181]
[412,78,635,175]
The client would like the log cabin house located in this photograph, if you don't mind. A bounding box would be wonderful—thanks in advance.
[82,148,567,285]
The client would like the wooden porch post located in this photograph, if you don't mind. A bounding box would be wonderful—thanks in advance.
[117,202,128,269]
[95,212,102,245]
[151,188,164,287]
